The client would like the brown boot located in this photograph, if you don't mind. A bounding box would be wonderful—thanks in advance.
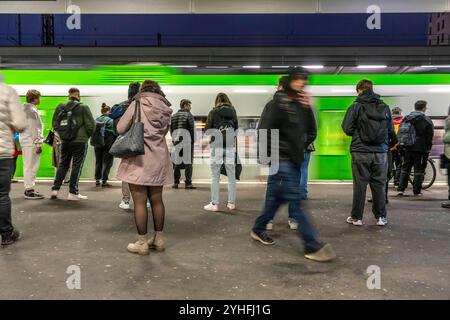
[148,231,165,252]
[127,234,149,255]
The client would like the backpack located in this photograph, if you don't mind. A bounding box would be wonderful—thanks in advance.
[358,102,389,145]
[397,117,417,147]
[91,119,107,147]
[55,101,80,142]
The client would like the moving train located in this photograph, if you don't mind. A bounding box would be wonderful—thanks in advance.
[4,65,450,181]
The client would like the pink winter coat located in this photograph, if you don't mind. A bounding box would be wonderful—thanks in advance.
[116,91,174,186]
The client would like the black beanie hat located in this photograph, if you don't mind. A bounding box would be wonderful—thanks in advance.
[288,67,310,81]
[128,82,140,100]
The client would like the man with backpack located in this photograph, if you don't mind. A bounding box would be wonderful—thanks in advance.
[397,100,434,196]
[51,88,95,201]
[171,99,196,189]
[109,82,140,210]
[342,79,395,227]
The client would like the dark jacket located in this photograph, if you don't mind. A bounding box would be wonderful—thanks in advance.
[342,91,395,153]
[52,98,95,144]
[402,111,434,153]
[205,103,239,146]
[170,108,195,144]
[109,99,132,134]
[258,91,317,166]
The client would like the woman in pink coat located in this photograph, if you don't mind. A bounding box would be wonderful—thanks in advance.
[116,80,173,255]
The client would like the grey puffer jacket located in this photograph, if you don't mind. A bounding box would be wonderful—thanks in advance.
[0,83,27,159]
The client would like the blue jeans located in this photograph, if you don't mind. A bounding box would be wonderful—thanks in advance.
[299,151,311,198]
[253,160,323,252]
[0,159,13,233]
[210,147,236,204]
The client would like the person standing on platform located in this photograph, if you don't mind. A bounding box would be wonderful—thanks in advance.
[171,99,196,189]
[342,79,394,227]
[11,132,21,183]
[20,90,45,200]
[110,82,141,210]
[0,81,27,245]
[441,106,450,208]
[51,88,95,201]
[251,67,336,262]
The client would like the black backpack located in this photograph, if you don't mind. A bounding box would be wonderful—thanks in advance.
[91,119,107,147]
[55,101,80,142]
[397,116,417,147]
[358,102,389,145]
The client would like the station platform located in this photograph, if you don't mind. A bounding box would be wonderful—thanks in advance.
[1,182,449,300]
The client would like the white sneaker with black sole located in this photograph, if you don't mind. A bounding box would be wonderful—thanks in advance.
[68,193,88,201]
[203,202,219,212]
[119,201,131,210]
[346,216,363,226]
[50,190,58,199]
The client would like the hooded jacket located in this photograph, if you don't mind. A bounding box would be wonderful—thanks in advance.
[205,103,239,147]
[258,91,317,165]
[402,111,434,153]
[342,90,395,153]
[20,103,44,148]
[0,83,27,159]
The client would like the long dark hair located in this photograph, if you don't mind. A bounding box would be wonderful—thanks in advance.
[215,93,232,108]
[140,80,165,97]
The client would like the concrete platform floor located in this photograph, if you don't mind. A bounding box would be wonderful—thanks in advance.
[1,181,449,300]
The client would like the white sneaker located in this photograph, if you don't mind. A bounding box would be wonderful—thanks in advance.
[288,218,298,230]
[68,193,88,201]
[397,191,404,196]
[266,221,274,231]
[346,216,363,226]
[50,190,58,199]
[119,201,131,210]
[376,217,388,226]
[226,203,236,211]
[147,201,150,208]
[203,202,219,212]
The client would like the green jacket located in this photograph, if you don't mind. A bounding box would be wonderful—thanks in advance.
[96,114,116,136]
[52,98,95,143]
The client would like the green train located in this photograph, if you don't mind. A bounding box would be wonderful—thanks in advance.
[4,66,450,181]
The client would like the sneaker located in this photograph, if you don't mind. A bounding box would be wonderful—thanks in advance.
[414,193,423,197]
[147,201,150,208]
[376,217,388,226]
[441,201,450,209]
[68,193,88,201]
[95,180,101,187]
[304,243,336,262]
[288,218,298,230]
[172,184,179,189]
[50,190,59,199]
[24,189,44,200]
[346,216,363,226]
[226,202,236,211]
[250,230,275,245]
[1,229,21,246]
[204,202,219,212]
[185,185,197,190]
[119,200,131,210]
[11,179,19,183]
[266,221,274,231]
[397,191,404,196]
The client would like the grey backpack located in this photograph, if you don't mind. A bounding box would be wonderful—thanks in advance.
[397,117,417,147]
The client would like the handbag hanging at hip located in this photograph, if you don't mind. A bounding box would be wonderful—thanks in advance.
[109,100,145,159]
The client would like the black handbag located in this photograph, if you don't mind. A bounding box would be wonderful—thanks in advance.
[220,152,242,181]
[44,130,55,146]
[109,100,145,158]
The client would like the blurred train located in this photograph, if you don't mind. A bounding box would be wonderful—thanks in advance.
[4,65,450,181]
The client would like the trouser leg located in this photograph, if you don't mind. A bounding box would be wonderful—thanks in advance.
[173,164,181,185]
[102,145,114,183]
[351,153,371,220]
[0,159,13,233]
[122,182,131,202]
[224,149,236,204]
[23,146,41,190]
[370,153,388,219]
[185,164,193,186]
[94,147,103,181]
[253,174,282,232]
[52,143,73,191]
[398,152,414,192]
[68,143,88,195]
[413,153,428,195]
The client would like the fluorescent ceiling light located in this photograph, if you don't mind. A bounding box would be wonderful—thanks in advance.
[420,65,450,68]
[234,89,269,93]
[302,65,324,69]
[171,65,197,68]
[271,65,290,68]
[242,65,260,69]
[205,66,228,69]
[357,65,387,69]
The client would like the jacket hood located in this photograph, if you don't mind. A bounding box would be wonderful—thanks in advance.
[356,90,381,104]
[215,103,235,119]
[136,92,172,122]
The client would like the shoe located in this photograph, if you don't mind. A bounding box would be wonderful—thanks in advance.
[367,197,373,203]
[414,193,423,197]
[68,193,88,201]
[172,184,179,189]
[288,218,298,230]
[119,200,131,210]
[266,221,274,231]
[1,229,21,246]
[376,217,388,226]
[63,180,70,184]
[204,202,219,212]
[95,180,101,186]
[147,201,150,208]
[441,201,450,209]
[304,243,336,262]
[227,202,236,211]
[397,191,404,196]
[346,216,363,226]
[250,230,275,245]
[24,189,44,200]
[11,179,18,183]
[148,231,165,252]
[50,190,58,199]
[127,234,149,255]
[185,185,197,190]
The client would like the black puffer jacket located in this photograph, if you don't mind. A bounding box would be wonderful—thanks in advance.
[170,108,195,144]
[258,91,317,165]
[342,91,395,153]
[402,111,434,153]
